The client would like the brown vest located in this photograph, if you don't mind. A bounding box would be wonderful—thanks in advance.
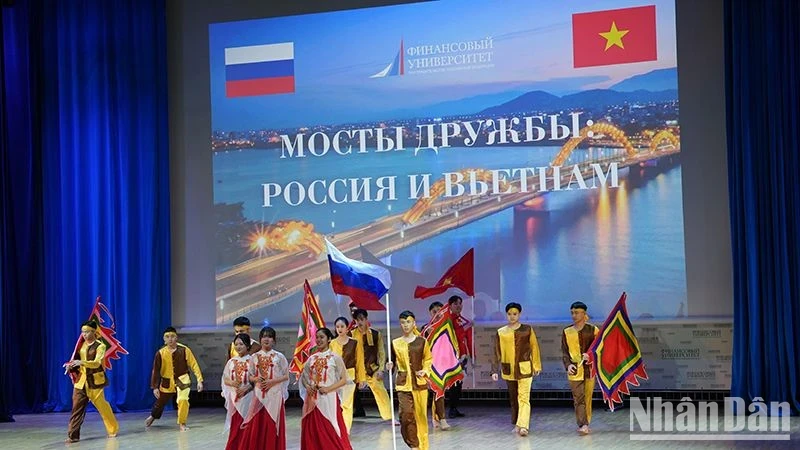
[152,345,192,390]
[340,339,358,370]
[496,324,536,380]
[361,328,381,376]
[397,337,428,391]
[72,341,108,389]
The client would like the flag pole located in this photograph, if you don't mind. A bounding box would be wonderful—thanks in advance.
[384,292,397,450]
[470,295,476,389]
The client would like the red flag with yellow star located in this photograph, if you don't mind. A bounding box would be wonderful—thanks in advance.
[572,5,657,68]
[414,248,474,299]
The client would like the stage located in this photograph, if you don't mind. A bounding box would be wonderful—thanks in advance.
[2,403,796,449]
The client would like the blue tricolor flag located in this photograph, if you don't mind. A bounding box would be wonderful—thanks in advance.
[224,42,295,97]
[325,239,391,310]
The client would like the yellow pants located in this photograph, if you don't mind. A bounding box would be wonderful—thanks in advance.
[150,386,191,424]
[398,390,429,450]
[569,378,595,427]
[341,368,356,431]
[67,387,119,440]
[506,377,533,430]
[365,374,393,420]
[176,387,190,424]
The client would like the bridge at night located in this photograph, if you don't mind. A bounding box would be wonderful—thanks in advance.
[214,123,680,324]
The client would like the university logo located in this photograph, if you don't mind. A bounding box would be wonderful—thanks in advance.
[371,39,405,78]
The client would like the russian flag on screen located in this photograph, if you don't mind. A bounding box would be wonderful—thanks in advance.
[325,239,392,310]
[224,42,295,97]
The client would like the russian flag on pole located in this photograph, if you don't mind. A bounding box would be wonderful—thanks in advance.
[224,42,295,97]
[325,239,391,310]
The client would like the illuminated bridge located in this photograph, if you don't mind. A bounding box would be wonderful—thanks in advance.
[214,124,680,323]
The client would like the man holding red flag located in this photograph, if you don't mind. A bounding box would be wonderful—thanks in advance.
[414,248,474,419]
[561,301,599,435]
[63,296,127,443]
[64,321,119,443]
[446,295,472,418]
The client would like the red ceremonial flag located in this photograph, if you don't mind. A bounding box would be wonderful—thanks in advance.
[64,296,128,383]
[587,292,649,411]
[289,280,327,375]
[572,5,657,68]
[414,248,474,299]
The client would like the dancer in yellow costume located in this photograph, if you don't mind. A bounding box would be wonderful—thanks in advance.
[490,302,542,437]
[561,301,599,435]
[64,321,119,443]
[387,311,432,450]
[145,326,204,431]
[331,316,363,431]
[350,308,393,421]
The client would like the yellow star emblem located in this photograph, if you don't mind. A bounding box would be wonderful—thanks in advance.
[442,277,453,285]
[599,21,629,51]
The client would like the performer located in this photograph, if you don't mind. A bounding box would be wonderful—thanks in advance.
[242,327,289,450]
[447,295,473,418]
[145,326,204,431]
[420,301,450,430]
[387,311,432,450]
[490,302,542,437]
[64,321,119,443]
[345,303,367,417]
[227,316,261,360]
[350,308,392,421]
[222,333,255,450]
[331,317,362,431]
[561,301,599,435]
[300,328,352,450]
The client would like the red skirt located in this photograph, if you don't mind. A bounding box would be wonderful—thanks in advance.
[242,405,286,450]
[300,398,352,450]
[225,411,246,450]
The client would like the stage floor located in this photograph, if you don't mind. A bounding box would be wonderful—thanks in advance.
[1,404,797,449]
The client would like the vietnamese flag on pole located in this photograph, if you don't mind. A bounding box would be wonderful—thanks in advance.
[414,248,474,299]
[572,5,657,68]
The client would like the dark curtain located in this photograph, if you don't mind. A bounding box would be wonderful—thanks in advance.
[726,0,800,412]
[1,0,170,414]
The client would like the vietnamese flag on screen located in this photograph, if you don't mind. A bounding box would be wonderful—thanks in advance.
[572,5,657,68]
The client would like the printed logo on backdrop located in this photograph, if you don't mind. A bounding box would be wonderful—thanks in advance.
[661,348,700,360]
[371,37,494,78]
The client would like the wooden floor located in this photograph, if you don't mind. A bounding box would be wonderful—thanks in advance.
[1,404,797,449]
